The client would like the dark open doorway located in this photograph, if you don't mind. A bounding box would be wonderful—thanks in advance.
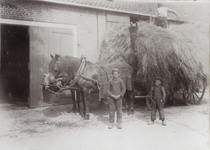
[1,24,29,103]
[130,15,150,24]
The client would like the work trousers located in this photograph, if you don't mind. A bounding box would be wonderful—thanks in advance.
[108,97,122,124]
[151,99,165,121]
[154,16,168,29]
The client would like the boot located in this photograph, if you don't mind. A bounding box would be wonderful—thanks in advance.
[162,120,166,126]
[108,123,114,129]
[147,120,154,125]
[117,123,122,129]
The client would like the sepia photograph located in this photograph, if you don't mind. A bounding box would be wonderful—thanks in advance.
[0,0,209,149]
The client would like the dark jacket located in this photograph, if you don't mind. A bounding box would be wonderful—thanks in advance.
[150,85,166,101]
[107,78,126,99]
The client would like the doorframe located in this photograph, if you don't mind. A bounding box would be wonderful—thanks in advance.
[0,19,78,107]
[0,19,78,57]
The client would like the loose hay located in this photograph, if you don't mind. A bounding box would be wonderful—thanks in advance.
[99,21,209,94]
[99,24,134,64]
[170,23,209,75]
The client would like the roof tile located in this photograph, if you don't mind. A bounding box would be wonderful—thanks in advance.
[46,0,209,23]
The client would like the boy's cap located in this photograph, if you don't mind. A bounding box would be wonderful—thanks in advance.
[154,77,162,82]
[112,68,120,74]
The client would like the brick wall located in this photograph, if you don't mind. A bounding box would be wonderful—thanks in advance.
[1,1,207,62]
[0,0,107,62]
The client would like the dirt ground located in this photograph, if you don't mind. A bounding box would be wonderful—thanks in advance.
[0,90,209,150]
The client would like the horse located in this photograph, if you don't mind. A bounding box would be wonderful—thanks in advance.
[44,57,82,114]
[44,54,134,120]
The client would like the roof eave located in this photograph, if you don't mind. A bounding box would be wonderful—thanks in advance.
[27,0,156,17]
[25,0,185,23]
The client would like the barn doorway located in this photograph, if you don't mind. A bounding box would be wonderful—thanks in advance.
[0,24,29,103]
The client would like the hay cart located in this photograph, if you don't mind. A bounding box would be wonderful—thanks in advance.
[182,85,206,105]
[99,22,208,110]
[41,66,206,109]
[135,85,206,110]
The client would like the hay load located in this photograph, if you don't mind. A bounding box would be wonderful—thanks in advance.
[99,24,133,64]
[99,21,208,94]
[170,23,209,75]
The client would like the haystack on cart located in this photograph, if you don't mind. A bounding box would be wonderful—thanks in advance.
[99,22,208,110]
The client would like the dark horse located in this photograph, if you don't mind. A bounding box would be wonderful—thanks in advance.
[44,54,134,120]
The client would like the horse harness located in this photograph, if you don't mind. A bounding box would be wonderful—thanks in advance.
[55,56,100,90]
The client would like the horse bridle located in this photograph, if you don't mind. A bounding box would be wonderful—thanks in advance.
[54,57,61,72]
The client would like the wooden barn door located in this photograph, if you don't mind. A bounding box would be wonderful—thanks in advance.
[106,12,130,30]
[29,26,74,108]
[48,28,74,56]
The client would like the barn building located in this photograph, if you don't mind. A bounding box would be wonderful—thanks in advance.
[0,0,208,107]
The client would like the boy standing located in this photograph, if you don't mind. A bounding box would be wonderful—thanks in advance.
[107,68,126,129]
[148,77,167,126]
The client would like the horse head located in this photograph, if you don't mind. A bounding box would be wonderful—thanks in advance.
[44,54,81,87]
[130,22,138,33]
[44,54,62,85]
[129,22,139,51]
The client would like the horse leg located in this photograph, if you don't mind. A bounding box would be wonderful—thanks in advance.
[124,91,130,114]
[71,90,77,113]
[76,89,81,115]
[129,90,134,115]
[127,98,131,115]
[83,88,90,120]
[122,97,128,113]
[98,98,104,109]
[81,90,85,118]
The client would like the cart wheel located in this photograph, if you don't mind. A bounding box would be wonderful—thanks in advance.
[146,98,152,110]
[183,87,206,105]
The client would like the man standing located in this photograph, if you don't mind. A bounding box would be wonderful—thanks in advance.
[154,3,178,28]
[148,77,166,126]
[107,68,126,129]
